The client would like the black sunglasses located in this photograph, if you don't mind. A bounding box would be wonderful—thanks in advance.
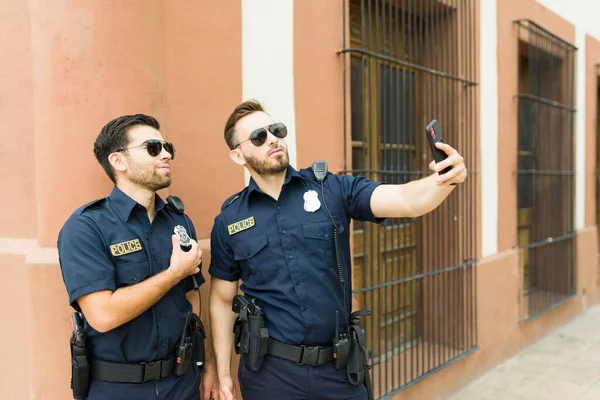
[116,139,176,159]
[234,122,287,148]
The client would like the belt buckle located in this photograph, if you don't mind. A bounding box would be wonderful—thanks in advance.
[298,345,319,366]
[142,361,162,382]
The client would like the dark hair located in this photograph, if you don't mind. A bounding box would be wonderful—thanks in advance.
[223,99,265,150]
[93,114,160,183]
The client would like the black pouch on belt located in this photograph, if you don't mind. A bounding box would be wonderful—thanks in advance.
[70,312,90,399]
[242,314,269,372]
[346,310,374,400]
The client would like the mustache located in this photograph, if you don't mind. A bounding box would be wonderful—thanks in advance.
[268,144,285,153]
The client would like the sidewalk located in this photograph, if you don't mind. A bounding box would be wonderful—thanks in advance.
[449,304,600,400]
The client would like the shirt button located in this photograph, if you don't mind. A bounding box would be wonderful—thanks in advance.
[277,206,282,210]
[282,229,287,234]
[325,234,329,238]
[295,281,300,285]
[161,341,166,347]
[159,312,164,317]
[153,256,158,261]
[288,254,293,259]
[132,277,137,282]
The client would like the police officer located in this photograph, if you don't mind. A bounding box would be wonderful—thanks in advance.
[208,100,468,400]
[57,114,219,400]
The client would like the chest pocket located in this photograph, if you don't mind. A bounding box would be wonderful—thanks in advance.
[115,259,150,287]
[233,234,271,285]
[302,219,345,271]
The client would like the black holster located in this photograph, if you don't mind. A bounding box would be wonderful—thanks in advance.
[70,333,91,398]
[346,310,374,400]
[233,296,269,372]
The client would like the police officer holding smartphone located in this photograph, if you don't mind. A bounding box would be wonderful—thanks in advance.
[58,114,219,399]
[208,100,467,400]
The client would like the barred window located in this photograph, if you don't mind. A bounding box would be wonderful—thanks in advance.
[516,20,576,320]
[341,0,478,397]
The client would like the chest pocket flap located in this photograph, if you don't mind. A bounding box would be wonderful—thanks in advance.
[233,233,268,261]
[302,219,345,239]
[115,260,150,285]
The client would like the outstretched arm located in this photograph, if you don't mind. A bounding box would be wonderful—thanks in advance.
[371,142,468,218]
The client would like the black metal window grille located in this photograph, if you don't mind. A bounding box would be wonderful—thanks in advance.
[516,20,576,320]
[340,0,478,397]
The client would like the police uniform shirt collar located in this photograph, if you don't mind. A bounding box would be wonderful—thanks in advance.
[109,186,166,221]
[247,166,302,195]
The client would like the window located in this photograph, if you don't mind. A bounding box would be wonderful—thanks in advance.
[341,0,478,396]
[516,20,576,320]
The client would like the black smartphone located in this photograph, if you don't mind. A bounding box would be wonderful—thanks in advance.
[425,119,452,175]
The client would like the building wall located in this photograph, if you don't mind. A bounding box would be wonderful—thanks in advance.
[1,0,599,399]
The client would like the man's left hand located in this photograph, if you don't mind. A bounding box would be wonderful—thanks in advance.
[428,142,468,186]
[201,365,220,400]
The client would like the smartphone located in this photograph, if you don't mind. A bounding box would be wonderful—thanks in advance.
[425,119,452,176]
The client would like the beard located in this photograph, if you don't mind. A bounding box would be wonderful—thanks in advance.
[128,163,171,192]
[245,146,290,175]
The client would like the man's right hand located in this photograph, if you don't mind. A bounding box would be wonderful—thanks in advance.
[219,376,237,400]
[168,234,201,281]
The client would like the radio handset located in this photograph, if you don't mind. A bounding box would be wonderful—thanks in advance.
[312,160,328,182]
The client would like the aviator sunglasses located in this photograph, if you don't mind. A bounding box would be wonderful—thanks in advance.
[234,122,287,148]
[116,139,176,159]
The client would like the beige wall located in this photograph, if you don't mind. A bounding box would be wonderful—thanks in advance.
[585,35,600,230]
[163,2,244,239]
[294,0,345,171]
[0,0,37,239]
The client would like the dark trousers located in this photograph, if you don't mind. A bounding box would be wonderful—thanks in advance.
[238,355,367,400]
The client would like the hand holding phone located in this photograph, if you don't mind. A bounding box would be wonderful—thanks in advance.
[425,119,452,175]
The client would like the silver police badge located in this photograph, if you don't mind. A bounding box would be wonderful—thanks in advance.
[303,190,321,212]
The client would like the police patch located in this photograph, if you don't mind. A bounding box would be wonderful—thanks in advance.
[227,217,255,236]
[110,239,143,256]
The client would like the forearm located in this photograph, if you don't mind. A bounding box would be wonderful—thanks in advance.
[201,308,216,368]
[99,269,181,332]
[400,174,455,216]
[371,174,455,219]
[210,295,236,379]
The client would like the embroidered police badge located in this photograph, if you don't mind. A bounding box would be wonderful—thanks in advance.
[110,239,143,256]
[227,216,255,235]
[303,190,321,212]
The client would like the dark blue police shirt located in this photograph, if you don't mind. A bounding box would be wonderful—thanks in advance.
[209,166,384,346]
[58,186,205,364]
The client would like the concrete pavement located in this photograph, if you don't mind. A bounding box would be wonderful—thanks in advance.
[449,303,600,399]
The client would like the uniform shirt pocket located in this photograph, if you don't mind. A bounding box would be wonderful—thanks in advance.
[302,219,345,270]
[115,259,150,287]
[233,234,271,284]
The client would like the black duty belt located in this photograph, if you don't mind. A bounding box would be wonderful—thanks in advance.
[90,357,175,383]
[268,338,333,366]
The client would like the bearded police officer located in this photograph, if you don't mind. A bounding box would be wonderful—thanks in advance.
[208,100,468,400]
[57,114,218,400]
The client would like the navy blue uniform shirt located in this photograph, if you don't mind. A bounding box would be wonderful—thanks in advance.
[209,166,384,346]
[58,186,206,364]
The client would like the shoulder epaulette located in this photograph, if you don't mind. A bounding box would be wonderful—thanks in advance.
[74,198,107,216]
[221,191,242,210]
